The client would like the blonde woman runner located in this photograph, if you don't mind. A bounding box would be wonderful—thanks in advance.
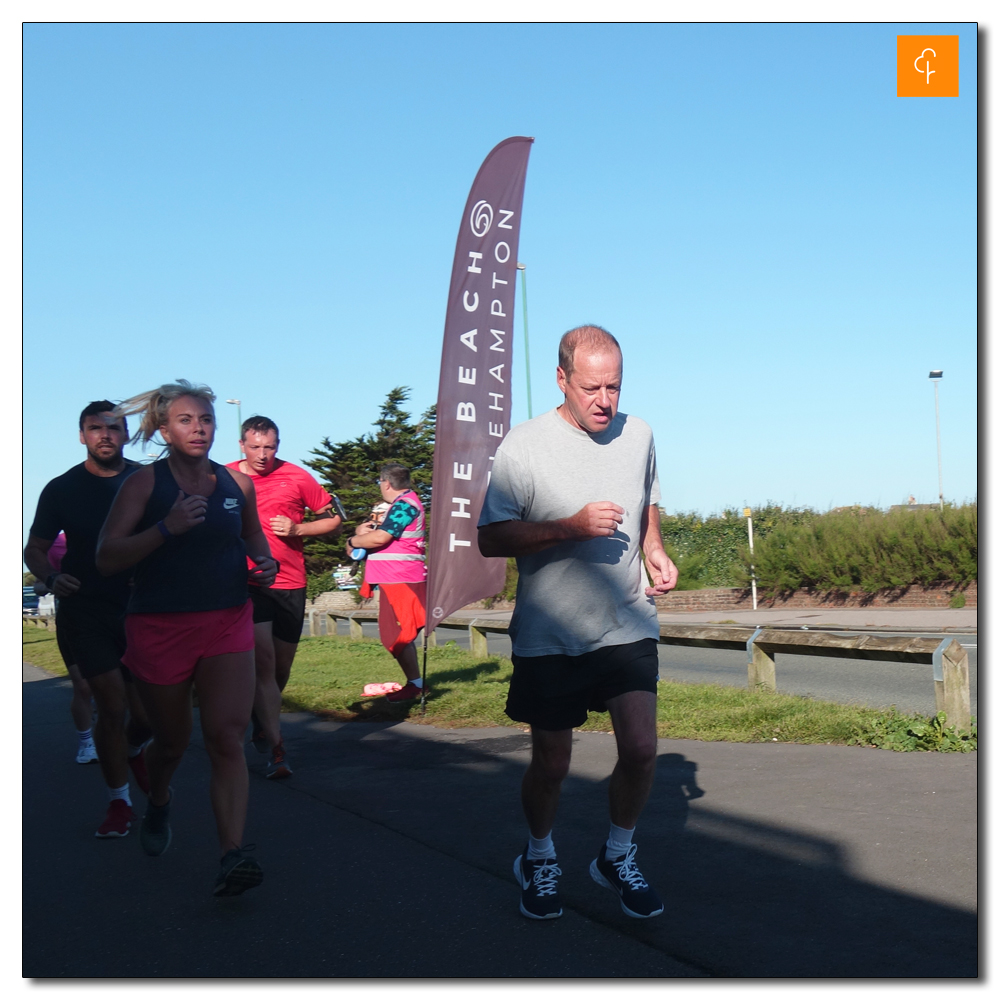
[97,380,277,896]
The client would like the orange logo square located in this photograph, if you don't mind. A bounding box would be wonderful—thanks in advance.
[897,35,959,97]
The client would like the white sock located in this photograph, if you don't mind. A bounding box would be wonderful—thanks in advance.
[108,783,132,807]
[410,677,424,689]
[527,832,555,860]
[77,728,93,746]
[127,742,145,758]
[606,822,635,860]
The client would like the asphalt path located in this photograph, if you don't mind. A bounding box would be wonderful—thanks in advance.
[327,620,978,719]
[23,663,977,978]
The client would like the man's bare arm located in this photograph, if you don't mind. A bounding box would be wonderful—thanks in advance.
[478,501,625,558]
[24,534,81,597]
[640,504,679,595]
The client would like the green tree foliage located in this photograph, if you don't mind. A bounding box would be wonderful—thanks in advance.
[738,503,977,596]
[300,387,435,580]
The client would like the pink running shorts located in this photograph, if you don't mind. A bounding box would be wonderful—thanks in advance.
[122,601,254,685]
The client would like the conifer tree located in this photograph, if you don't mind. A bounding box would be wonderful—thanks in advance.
[300,387,435,582]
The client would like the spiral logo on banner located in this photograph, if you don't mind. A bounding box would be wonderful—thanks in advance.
[469,200,493,237]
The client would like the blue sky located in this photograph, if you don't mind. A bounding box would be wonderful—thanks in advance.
[22,21,978,544]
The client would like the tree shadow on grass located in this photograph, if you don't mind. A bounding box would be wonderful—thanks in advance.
[281,658,508,723]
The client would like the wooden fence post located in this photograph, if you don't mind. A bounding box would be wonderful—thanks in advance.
[746,628,776,691]
[933,639,972,732]
[469,624,489,659]
[349,616,364,641]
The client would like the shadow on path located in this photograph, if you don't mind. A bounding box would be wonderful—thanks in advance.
[23,673,977,978]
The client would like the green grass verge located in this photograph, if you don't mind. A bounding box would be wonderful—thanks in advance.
[274,633,980,751]
[22,624,69,676]
[23,626,976,751]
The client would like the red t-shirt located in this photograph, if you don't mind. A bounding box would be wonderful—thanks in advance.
[226,459,333,590]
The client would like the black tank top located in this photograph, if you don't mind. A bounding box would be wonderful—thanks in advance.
[128,459,249,614]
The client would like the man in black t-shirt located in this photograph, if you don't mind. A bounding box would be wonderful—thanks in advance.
[24,401,152,839]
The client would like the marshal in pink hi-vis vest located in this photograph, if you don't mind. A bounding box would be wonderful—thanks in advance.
[363,491,427,585]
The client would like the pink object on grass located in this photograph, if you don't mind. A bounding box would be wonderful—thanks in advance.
[362,682,403,697]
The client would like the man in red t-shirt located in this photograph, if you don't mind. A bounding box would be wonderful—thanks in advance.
[227,416,343,778]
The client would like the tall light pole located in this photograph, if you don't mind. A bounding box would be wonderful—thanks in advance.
[928,371,944,510]
[516,262,533,419]
[226,398,242,461]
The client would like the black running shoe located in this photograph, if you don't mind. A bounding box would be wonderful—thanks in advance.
[513,849,563,920]
[214,846,264,897]
[140,790,172,857]
[589,843,663,918]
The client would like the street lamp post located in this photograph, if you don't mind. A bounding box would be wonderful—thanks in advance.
[226,399,242,461]
[928,371,944,511]
[516,262,533,419]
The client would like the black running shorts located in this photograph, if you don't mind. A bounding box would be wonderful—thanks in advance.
[249,586,307,645]
[505,637,659,731]
[55,598,132,681]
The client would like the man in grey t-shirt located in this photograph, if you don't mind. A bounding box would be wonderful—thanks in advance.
[479,325,678,922]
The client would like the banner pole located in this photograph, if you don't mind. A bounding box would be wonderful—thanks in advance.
[517,262,532,419]
[420,629,428,715]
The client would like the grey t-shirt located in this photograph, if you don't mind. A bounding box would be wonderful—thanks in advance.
[479,407,661,657]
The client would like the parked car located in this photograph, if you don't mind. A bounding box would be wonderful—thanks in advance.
[22,586,39,614]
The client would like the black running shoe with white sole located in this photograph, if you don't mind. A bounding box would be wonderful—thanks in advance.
[590,843,664,918]
[140,790,172,857]
[214,846,264,897]
[514,849,563,919]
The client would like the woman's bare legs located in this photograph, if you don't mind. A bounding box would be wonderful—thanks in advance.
[194,649,256,854]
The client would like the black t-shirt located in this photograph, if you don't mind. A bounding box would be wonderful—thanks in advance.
[29,461,141,608]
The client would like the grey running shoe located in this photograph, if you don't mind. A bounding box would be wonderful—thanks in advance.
[76,739,98,764]
[140,790,173,856]
[590,843,664,918]
[214,846,264,897]
[266,742,292,779]
[514,849,563,919]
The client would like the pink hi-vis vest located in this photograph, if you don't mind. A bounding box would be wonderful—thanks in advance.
[364,491,427,585]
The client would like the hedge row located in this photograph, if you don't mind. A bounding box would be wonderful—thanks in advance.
[662,503,977,596]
